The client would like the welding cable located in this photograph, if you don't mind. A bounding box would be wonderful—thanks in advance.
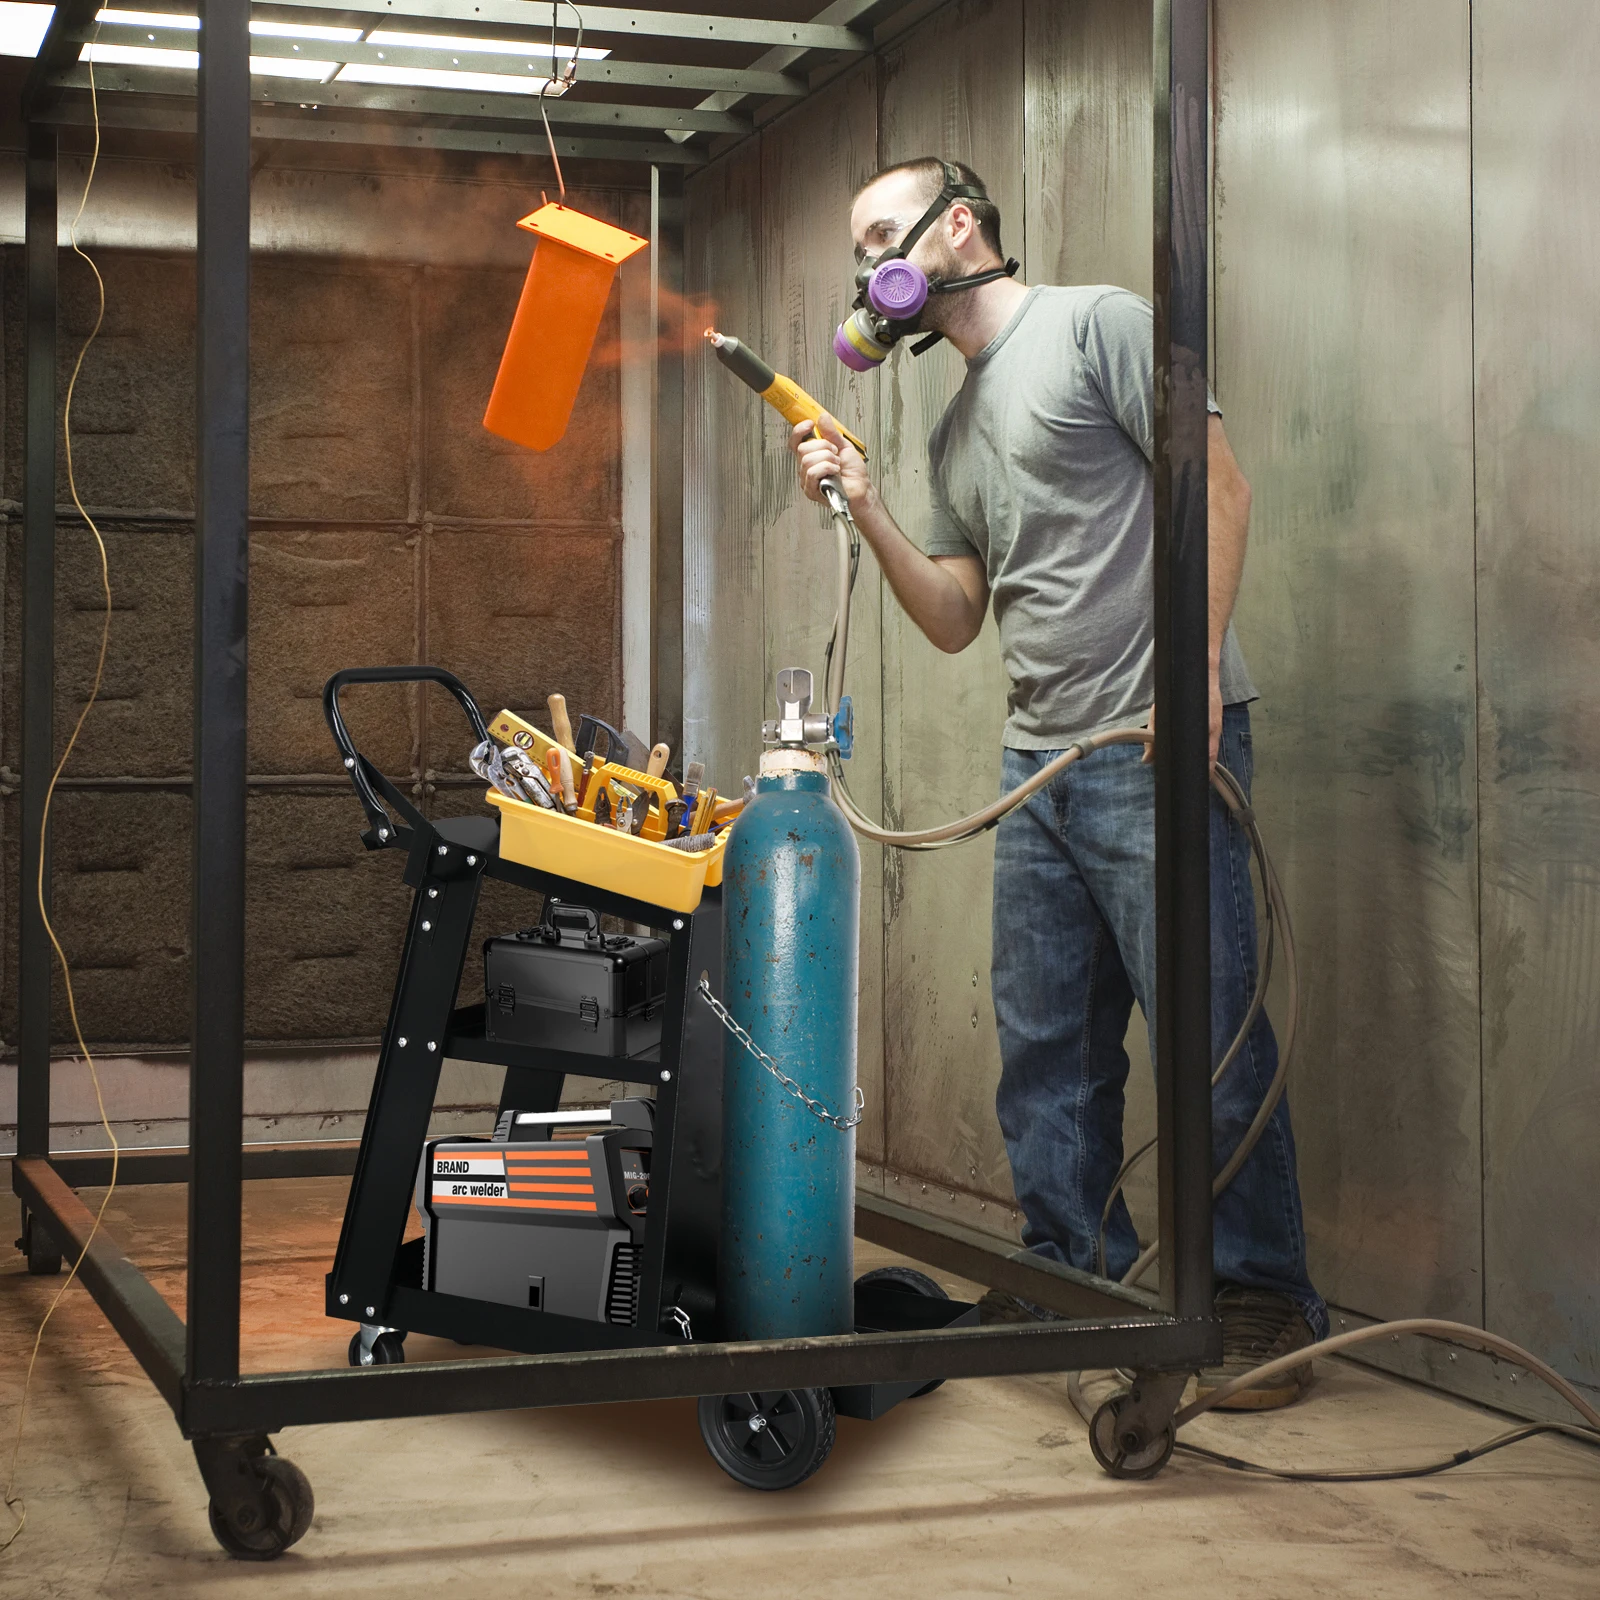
[1117,765,1299,1288]
[822,506,859,719]
[3,47,118,1554]
[1064,1356,1600,1484]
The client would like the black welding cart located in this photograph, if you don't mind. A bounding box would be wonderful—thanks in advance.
[322,666,980,1491]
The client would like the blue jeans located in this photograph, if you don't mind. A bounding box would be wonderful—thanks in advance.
[990,703,1327,1337]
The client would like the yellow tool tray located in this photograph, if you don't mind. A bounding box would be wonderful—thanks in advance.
[487,789,728,915]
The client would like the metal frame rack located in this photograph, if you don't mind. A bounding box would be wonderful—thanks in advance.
[12,0,1222,1547]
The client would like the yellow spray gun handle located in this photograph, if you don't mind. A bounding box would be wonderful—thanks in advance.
[707,330,869,460]
[759,374,869,459]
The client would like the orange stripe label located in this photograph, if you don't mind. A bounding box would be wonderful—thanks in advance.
[430,1194,598,1212]
[509,1182,596,1194]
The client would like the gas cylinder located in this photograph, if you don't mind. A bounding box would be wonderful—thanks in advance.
[719,671,859,1341]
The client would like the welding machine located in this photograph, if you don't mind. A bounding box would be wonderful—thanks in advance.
[417,1099,654,1323]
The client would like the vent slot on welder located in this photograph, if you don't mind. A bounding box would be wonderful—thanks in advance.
[606,1242,641,1325]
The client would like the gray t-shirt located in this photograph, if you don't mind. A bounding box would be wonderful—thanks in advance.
[924,284,1257,748]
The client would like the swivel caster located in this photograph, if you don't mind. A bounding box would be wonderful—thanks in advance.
[698,1387,836,1491]
[855,1266,951,1396]
[16,1210,62,1276]
[1089,1391,1176,1480]
[348,1326,406,1366]
[194,1438,314,1561]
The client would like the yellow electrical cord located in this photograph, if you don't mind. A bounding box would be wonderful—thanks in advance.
[3,49,117,1552]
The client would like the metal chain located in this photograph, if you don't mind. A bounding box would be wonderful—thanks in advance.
[697,977,864,1130]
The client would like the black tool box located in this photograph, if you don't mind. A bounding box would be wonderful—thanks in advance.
[484,899,669,1058]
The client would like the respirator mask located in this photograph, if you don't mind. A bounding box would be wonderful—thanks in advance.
[833,161,1020,371]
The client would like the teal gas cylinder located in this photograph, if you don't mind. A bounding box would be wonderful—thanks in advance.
[719,746,860,1341]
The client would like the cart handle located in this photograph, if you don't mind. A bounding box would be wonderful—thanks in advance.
[323,666,491,848]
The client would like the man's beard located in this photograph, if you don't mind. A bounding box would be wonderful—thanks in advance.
[910,234,972,334]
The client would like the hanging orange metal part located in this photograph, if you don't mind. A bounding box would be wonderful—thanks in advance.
[483,203,649,452]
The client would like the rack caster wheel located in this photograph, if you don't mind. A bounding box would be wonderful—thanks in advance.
[348,1328,406,1366]
[698,1387,836,1490]
[1089,1392,1175,1480]
[207,1455,314,1561]
[17,1210,62,1276]
[855,1266,950,1396]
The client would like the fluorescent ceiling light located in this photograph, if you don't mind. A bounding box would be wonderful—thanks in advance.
[249,52,339,79]
[96,7,194,25]
[250,20,363,42]
[0,1,55,58]
[97,11,361,40]
[83,40,197,66]
[365,28,608,61]
[336,61,558,95]
[83,40,338,79]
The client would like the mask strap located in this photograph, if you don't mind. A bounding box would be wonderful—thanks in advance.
[890,170,989,266]
[908,259,1023,358]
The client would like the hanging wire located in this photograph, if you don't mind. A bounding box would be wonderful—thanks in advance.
[538,1,586,204]
[4,35,121,1553]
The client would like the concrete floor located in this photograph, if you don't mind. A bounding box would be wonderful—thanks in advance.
[0,1177,1595,1599]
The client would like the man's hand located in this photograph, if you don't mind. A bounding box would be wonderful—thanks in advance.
[791,413,875,511]
[1141,673,1224,768]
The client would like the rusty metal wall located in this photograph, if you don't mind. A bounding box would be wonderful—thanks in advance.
[1213,2,1483,1327]
[0,182,637,1051]
[681,0,1600,1395]
[875,0,1023,1206]
[1472,0,1600,1390]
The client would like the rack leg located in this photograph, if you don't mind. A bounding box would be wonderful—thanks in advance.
[327,823,489,1321]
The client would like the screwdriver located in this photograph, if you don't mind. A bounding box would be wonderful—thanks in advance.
[705,330,866,515]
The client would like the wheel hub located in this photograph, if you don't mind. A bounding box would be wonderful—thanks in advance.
[747,1414,768,1433]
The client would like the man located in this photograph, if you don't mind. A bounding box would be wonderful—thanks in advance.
[790,157,1326,1409]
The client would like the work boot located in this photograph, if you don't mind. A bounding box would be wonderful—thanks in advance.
[1194,1287,1316,1411]
[976,1288,1063,1325]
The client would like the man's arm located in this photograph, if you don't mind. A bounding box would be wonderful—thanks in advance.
[1145,414,1252,766]
[791,414,989,654]
[1207,414,1253,741]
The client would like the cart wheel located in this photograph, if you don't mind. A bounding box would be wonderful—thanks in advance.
[207,1455,315,1560]
[347,1330,406,1367]
[1088,1393,1175,1480]
[856,1266,950,1396]
[17,1211,62,1276]
[698,1387,836,1491]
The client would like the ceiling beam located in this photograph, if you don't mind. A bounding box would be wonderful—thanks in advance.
[263,0,869,53]
[42,95,706,163]
[49,63,749,133]
[78,22,809,98]
[22,0,102,115]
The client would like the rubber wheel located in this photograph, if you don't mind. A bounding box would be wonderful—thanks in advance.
[1088,1393,1175,1480]
[18,1211,62,1276]
[856,1266,950,1396]
[347,1330,406,1367]
[208,1456,315,1560]
[698,1388,836,1491]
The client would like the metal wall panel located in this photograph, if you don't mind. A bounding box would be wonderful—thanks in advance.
[875,0,1024,1201]
[1214,1,1482,1321]
[1024,0,1152,298]
[1022,0,1160,1236]
[1473,0,1600,1390]
[682,142,765,799]
[755,63,887,1162]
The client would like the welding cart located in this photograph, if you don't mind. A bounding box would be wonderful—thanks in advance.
[323,666,980,1491]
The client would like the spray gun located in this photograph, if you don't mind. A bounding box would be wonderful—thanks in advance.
[705,330,867,516]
